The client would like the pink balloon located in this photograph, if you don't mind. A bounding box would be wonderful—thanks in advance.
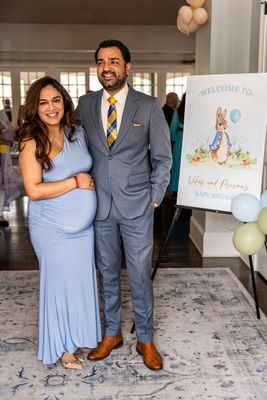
[178,5,193,24]
[193,7,208,25]
[177,15,190,35]
[186,0,206,8]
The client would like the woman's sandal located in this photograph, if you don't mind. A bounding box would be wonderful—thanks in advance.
[74,348,85,363]
[60,353,83,370]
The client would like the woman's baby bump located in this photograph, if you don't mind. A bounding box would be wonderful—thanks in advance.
[40,189,97,233]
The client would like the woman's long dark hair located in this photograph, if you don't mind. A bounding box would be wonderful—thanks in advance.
[18,76,76,170]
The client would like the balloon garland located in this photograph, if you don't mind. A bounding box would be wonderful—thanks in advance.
[177,0,209,35]
[231,191,267,255]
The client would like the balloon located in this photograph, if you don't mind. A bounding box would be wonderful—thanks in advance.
[177,15,190,35]
[179,5,193,24]
[186,0,206,8]
[229,109,241,124]
[193,8,208,25]
[233,222,265,255]
[188,19,199,33]
[257,208,267,234]
[231,193,262,222]
[260,190,267,208]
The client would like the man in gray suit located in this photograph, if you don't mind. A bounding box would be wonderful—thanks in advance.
[77,40,172,370]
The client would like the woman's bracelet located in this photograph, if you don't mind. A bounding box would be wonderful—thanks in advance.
[73,175,79,188]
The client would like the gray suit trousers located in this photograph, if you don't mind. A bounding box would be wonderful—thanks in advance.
[94,200,154,342]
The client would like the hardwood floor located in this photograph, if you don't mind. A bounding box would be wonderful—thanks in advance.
[1,195,267,317]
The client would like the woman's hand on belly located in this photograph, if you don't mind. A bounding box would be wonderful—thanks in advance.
[76,173,95,190]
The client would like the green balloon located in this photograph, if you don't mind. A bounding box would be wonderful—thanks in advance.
[257,207,267,235]
[233,222,265,255]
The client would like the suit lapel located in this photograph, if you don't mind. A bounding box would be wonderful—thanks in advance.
[111,87,139,152]
[91,90,109,151]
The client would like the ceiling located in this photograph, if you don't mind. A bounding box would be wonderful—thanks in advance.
[0,0,185,25]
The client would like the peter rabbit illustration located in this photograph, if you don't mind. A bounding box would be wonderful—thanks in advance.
[209,107,232,164]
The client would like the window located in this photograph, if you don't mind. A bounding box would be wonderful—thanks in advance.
[133,73,158,96]
[60,72,86,107]
[166,72,190,100]
[89,68,102,92]
[0,71,12,108]
[20,71,45,105]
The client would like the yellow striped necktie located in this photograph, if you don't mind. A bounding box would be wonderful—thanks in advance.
[107,96,117,147]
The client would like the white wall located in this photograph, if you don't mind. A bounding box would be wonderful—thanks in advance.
[210,0,253,73]
[196,0,260,75]
[0,23,196,121]
[0,23,195,64]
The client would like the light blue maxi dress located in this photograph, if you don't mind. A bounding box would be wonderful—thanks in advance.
[28,126,102,365]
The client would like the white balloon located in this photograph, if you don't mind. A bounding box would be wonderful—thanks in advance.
[231,193,262,222]
[178,5,193,24]
[186,0,206,8]
[177,15,190,35]
[193,7,208,25]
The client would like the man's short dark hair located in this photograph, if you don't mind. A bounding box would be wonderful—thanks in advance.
[95,40,131,64]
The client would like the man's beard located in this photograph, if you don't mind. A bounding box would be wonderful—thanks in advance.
[98,72,127,91]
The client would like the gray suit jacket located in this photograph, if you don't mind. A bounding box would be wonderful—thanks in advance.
[76,86,172,220]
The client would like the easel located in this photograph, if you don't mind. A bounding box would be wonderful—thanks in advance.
[130,205,261,334]
[248,255,261,319]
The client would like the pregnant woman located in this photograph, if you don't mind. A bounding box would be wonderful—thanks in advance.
[18,77,101,369]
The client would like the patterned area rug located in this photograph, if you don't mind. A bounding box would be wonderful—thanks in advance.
[1,268,267,400]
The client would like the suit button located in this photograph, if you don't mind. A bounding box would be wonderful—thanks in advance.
[108,156,113,160]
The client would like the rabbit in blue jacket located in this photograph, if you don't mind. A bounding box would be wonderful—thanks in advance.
[210,107,232,164]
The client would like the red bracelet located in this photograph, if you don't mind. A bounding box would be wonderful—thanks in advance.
[73,175,79,188]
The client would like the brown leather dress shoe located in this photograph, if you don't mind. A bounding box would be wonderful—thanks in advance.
[136,342,163,370]
[87,335,123,361]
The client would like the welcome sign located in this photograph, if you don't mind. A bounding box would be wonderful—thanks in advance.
[176,73,267,212]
